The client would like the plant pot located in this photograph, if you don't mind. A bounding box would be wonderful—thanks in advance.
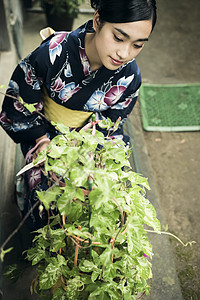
[43,3,74,31]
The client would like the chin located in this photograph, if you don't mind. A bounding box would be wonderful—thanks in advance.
[101,57,124,70]
[104,63,122,70]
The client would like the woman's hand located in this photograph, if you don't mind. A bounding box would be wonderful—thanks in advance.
[33,135,50,160]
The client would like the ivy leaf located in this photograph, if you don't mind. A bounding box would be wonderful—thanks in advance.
[69,129,84,141]
[102,264,117,281]
[65,276,84,298]
[46,159,68,177]
[57,191,74,213]
[85,282,101,292]
[143,204,161,232]
[80,274,93,286]
[89,283,119,299]
[52,121,70,135]
[89,189,104,210]
[39,262,60,290]
[62,266,79,278]
[57,195,83,222]
[99,247,117,267]
[48,229,66,252]
[26,247,46,265]
[126,215,145,254]
[18,96,24,104]
[98,117,114,130]
[88,287,109,300]
[90,212,117,234]
[24,103,37,113]
[92,249,100,265]
[69,166,88,186]
[79,260,97,273]
[52,287,67,300]
[120,254,135,272]
[0,247,13,262]
[112,117,121,134]
[62,146,79,162]
[47,144,66,158]
[48,228,66,241]
[106,286,122,300]
[74,187,85,202]
[33,149,47,165]
[124,292,134,300]
[136,257,151,280]
[3,264,21,283]
[36,185,61,210]
[128,172,150,190]
[57,254,66,266]
[141,237,152,258]
[91,269,101,282]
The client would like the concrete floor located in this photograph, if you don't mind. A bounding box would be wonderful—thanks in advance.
[135,1,200,299]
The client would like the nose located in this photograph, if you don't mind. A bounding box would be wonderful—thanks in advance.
[116,44,130,60]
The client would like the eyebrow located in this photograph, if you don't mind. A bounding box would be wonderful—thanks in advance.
[114,27,149,42]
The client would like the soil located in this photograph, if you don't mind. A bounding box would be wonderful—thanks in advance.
[143,130,200,300]
[136,0,200,299]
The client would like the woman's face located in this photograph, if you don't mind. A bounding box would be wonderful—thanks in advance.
[91,14,152,70]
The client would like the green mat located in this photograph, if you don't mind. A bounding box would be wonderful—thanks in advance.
[139,83,200,131]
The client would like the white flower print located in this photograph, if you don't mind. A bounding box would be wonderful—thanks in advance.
[59,82,81,102]
[117,75,134,87]
[85,90,109,112]
[64,63,72,77]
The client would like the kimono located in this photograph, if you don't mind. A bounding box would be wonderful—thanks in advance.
[0,21,141,229]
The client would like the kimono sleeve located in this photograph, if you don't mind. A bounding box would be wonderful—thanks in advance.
[0,42,51,144]
[97,74,141,145]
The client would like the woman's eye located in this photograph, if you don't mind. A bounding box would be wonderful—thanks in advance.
[113,34,123,42]
[134,44,143,49]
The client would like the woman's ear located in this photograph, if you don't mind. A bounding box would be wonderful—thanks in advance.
[93,11,100,32]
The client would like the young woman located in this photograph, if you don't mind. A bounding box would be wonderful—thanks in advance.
[0,0,157,229]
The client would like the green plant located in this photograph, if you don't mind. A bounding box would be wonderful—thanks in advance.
[0,90,195,299]
[40,0,84,17]
[21,117,161,299]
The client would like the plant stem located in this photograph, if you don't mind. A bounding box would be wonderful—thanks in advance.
[0,200,40,252]
[0,91,49,121]
[145,229,196,247]
[112,197,124,242]
[51,211,101,248]
[74,225,81,267]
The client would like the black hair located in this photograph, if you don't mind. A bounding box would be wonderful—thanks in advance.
[90,0,157,31]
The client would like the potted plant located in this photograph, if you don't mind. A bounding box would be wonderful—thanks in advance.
[15,115,159,299]
[40,0,85,31]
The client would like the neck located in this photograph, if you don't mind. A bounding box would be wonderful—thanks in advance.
[85,32,102,72]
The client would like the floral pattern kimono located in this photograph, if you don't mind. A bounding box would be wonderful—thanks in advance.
[0,21,141,229]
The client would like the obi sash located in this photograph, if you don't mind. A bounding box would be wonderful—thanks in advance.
[43,89,93,128]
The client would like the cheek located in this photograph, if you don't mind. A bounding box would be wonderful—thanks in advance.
[133,48,143,58]
[96,35,111,56]
[97,31,113,50]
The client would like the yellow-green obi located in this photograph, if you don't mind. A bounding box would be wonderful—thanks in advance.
[43,89,93,128]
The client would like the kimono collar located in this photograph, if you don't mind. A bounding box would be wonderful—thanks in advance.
[65,21,117,110]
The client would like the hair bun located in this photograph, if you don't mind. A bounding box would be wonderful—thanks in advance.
[90,0,101,10]
[90,0,157,31]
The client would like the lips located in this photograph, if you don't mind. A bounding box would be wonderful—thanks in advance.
[110,57,123,66]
